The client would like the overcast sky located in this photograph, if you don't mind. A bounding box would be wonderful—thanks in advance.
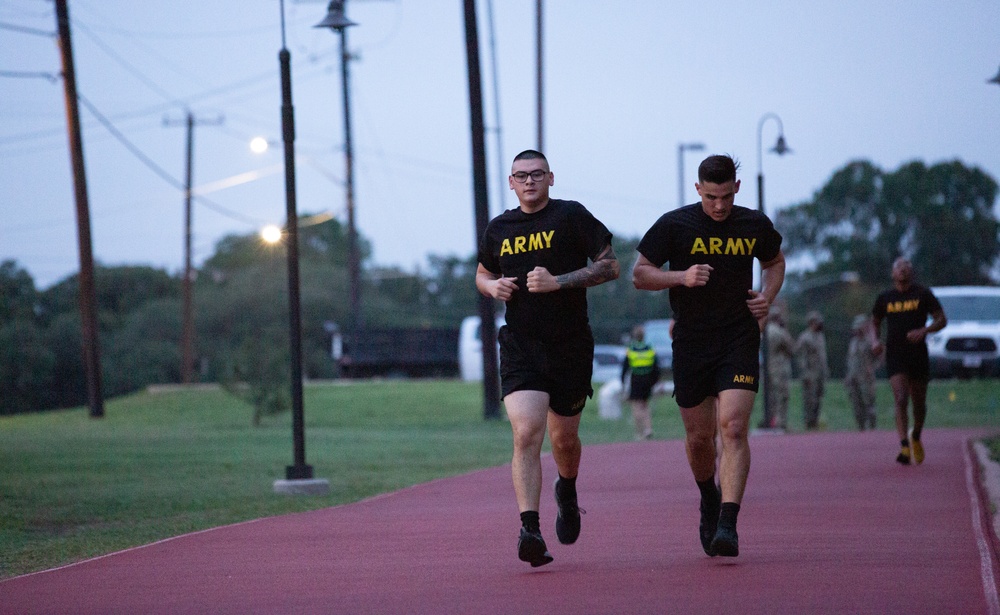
[3,0,999,289]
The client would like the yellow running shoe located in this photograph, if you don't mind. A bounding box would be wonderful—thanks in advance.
[896,445,911,465]
[911,439,924,464]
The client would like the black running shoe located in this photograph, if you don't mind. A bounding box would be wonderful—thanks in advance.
[518,528,554,567]
[699,486,721,556]
[554,479,584,545]
[710,524,739,557]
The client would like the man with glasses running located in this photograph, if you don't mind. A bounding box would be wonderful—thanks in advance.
[476,149,619,567]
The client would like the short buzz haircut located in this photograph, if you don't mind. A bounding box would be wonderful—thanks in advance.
[512,149,548,167]
[698,154,740,184]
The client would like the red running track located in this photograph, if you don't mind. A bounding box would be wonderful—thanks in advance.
[2,427,999,614]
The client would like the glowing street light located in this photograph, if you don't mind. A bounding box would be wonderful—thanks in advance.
[261,224,283,244]
[250,136,270,154]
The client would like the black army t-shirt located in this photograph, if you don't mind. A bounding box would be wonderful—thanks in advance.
[637,203,782,348]
[872,285,942,352]
[478,199,612,342]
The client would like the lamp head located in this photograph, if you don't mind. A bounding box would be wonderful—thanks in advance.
[989,65,1000,86]
[314,0,356,30]
[771,135,791,156]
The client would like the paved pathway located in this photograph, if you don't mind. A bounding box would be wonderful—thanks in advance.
[2,428,998,614]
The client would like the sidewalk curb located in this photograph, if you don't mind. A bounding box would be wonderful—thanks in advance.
[973,440,1000,542]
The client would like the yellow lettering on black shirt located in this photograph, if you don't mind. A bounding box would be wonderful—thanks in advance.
[690,237,757,256]
[499,230,556,257]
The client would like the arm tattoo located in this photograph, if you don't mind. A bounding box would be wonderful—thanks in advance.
[555,244,620,289]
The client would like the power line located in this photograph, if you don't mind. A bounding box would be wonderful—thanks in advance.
[0,70,58,81]
[73,19,183,106]
[0,21,53,37]
[76,93,264,227]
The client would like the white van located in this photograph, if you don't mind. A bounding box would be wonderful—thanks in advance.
[927,286,1000,378]
[458,315,503,381]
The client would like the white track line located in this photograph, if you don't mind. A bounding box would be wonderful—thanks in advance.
[964,438,1000,615]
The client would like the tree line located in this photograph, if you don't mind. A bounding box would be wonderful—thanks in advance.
[1,158,996,415]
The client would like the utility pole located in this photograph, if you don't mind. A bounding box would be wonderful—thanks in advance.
[163,111,223,384]
[535,0,544,152]
[463,0,500,420]
[54,0,103,418]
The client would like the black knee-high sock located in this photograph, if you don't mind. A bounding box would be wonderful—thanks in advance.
[911,427,922,441]
[520,510,540,533]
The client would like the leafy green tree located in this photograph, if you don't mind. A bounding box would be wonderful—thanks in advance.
[102,297,183,397]
[774,159,999,286]
[586,234,673,343]
[39,266,179,327]
[39,312,88,409]
[0,260,38,326]
[0,319,56,414]
[220,325,290,427]
[773,159,999,377]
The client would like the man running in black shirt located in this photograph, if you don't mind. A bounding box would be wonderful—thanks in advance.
[871,257,947,465]
[633,154,785,557]
[476,150,619,567]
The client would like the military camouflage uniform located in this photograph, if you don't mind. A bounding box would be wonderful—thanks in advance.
[765,314,795,430]
[796,312,829,430]
[845,315,878,430]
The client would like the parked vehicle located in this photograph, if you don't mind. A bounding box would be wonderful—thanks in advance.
[642,319,674,378]
[926,286,1000,378]
[592,344,627,383]
[337,328,459,378]
[458,315,503,382]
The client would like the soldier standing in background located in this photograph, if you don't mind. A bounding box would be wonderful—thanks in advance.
[796,311,829,430]
[845,314,879,431]
[765,307,795,431]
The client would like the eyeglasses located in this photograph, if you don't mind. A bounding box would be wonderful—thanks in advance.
[511,169,549,183]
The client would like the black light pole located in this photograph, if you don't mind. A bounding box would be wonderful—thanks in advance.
[274,0,327,494]
[756,112,791,430]
[677,142,705,208]
[535,0,544,151]
[463,0,501,420]
[315,2,361,337]
[181,112,195,384]
[54,0,103,418]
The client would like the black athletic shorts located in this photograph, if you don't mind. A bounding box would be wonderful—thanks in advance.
[498,325,594,416]
[628,372,657,401]
[672,338,760,409]
[885,343,930,380]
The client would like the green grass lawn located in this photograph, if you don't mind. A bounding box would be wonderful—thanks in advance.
[1,378,998,580]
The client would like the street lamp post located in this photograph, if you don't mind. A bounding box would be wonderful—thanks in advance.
[677,142,705,208]
[535,0,544,151]
[273,0,328,495]
[756,112,791,430]
[315,1,362,337]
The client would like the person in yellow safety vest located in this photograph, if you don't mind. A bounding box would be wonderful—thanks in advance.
[621,325,661,440]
